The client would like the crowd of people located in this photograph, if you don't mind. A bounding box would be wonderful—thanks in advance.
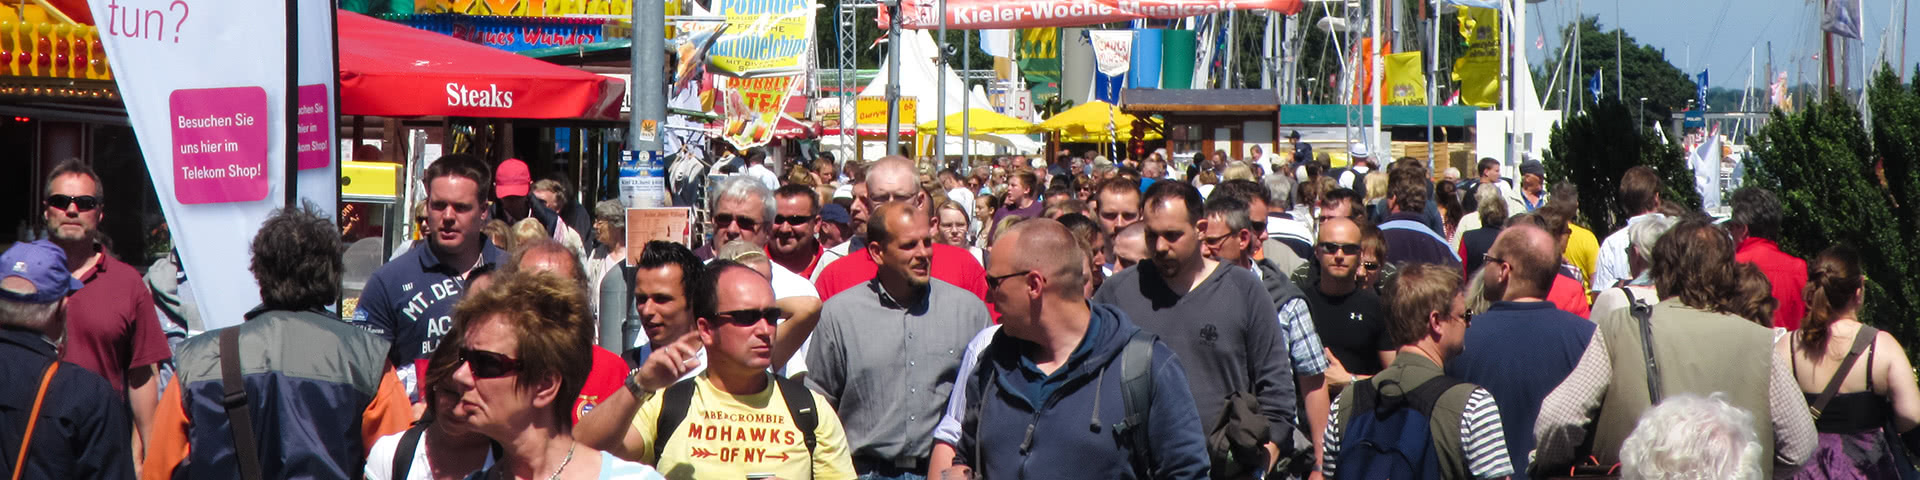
[5,139,1919,480]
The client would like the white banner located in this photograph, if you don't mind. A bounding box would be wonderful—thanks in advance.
[1088,30,1133,77]
[88,0,338,330]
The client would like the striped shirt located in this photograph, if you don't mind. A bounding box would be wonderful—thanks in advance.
[1322,386,1514,479]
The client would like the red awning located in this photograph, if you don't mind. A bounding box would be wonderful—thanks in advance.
[338,11,625,120]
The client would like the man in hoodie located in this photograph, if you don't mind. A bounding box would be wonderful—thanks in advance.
[948,218,1209,480]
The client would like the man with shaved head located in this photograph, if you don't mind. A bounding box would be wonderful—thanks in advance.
[1304,217,1395,387]
[1442,223,1595,478]
[808,201,991,478]
[939,219,1209,480]
[1092,181,1299,477]
[1111,222,1149,271]
[814,156,989,303]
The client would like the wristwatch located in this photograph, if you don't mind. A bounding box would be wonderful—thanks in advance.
[626,368,652,397]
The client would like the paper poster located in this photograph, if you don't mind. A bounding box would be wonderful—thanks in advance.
[627,207,695,260]
[89,0,338,330]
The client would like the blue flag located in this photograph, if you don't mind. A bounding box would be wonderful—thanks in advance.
[1696,70,1709,109]
[1588,72,1602,100]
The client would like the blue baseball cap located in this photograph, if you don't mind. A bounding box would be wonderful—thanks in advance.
[818,203,852,226]
[0,240,85,304]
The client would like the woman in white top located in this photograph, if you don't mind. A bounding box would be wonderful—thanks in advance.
[445,273,665,480]
[365,339,496,479]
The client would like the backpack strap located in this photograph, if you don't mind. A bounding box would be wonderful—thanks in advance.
[1812,325,1879,419]
[774,375,819,456]
[9,361,57,480]
[1378,220,1461,261]
[1630,298,1661,404]
[391,422,428,478]
[1116,330,1158,475]
[650,378,700,463]
[219,328,263,480]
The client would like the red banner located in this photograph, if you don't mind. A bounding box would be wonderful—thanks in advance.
[900,0,1302,29]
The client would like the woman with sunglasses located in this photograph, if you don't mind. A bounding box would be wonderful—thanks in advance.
[366,333,498,480]
[444,272,665,480]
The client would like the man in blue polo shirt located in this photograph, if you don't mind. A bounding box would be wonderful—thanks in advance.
[352,154,507,404]
[1444,223,1594,479]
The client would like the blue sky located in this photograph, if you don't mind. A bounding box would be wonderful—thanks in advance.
[1522,0,1918,89]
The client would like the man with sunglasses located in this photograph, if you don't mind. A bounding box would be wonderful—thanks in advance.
[1091,181,1300,478]
[769,185,842,282]
[40,159,171,463]
[1303,218,1395,391]
[1440,223,1594,479]
[354,154,508,406]
[808,202,991,479]
[598,261,857,479]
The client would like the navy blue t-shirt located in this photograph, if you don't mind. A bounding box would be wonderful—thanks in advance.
[1444,300,1595,480]
[351,240,506,402]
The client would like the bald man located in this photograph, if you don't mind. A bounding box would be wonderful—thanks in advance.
[807,202,991,477]
[1111,221,1149,272]
[938,219,1208,480]
[1303,217,1395,387]
[814,156,990,302]
[1442,224,1595,477]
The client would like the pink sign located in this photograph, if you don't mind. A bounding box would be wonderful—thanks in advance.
[170,87,270,204]
[297,84,330,170]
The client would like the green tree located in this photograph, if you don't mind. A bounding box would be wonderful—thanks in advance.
[1746,71,1920,346]
[1536,17,1697,123]
[1542,98,1700,234]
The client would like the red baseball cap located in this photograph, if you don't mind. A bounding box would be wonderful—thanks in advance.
[495,158,531,197]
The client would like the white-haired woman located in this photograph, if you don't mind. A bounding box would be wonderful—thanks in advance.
[1618,393,1764,480]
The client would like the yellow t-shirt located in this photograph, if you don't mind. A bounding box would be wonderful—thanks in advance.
[1565,223,1600,289]
[632,374,856,480]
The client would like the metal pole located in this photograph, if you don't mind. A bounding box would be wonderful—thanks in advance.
[632,0,664,152]
[1427,0,1437,171]
[1370,0,1382,160]
[937,0,948,162]
[284,0,298,208]
[963,30,972,164]
[886,0,902,155]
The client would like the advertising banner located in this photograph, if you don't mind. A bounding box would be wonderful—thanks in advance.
[626,207,694,261]
[422,0,632,16]
[717,75,801,149]
[857,96,917,128]
[1383,51,1426,106]
[1451,5,1500,108]
[705,0,815,77]
[88,0,337,330]
[900,0,1302,30]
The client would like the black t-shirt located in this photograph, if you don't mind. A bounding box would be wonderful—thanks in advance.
[1301,286,1394,375]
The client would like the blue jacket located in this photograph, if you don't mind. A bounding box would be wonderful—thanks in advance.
[955,304,1210,480]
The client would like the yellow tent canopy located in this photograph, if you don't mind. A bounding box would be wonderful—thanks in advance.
[915,109,1036,135]
[1036,100,1161,141]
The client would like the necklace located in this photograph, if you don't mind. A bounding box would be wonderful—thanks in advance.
[496,441,575,480]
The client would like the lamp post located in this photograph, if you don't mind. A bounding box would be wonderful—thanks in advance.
[1637,97,1647,134]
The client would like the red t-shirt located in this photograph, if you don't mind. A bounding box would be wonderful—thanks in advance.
[573,346,629,424]
[1735,237,1809,330]
[815,243,988,302]
[63,249,171,391]
[1547,271,1592,319]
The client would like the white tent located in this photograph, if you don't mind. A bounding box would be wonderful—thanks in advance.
[853,29,1035,157]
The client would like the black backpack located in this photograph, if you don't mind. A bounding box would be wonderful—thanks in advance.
[653,375,819,462]
[1336,376,1468,479]
[963,330,1158,474]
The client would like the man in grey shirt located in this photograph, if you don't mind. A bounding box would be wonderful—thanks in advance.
[807,201,992,479]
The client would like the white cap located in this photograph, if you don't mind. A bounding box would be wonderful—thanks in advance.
[1030,157,1047,169]
[1349,142,1370,159]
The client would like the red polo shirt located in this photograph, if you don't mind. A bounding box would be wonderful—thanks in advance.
[63,248,171,391]
[1735,237,1808,330]
[815,243,988,303]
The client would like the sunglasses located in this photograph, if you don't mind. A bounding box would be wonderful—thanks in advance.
[715,307,783,328]
[986,270,1031,289]
[773,214,814,226]
[1318,242,1361,255]
[458,348,521,379]
[1362,262,1382,272]
[46,194,100,212]
[713,213,760,231]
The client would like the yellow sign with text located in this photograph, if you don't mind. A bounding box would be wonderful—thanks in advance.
[856,96,917,129]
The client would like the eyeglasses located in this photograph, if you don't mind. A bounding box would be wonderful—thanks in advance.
[870,192,922,207]
[458,348,521,379]
[1362,262,1381,272]
[986,271,1031,289]
[1483,254,1509,267]
[715,307,783,328]
[1202,231,1238,247]
[1317,242,1362,255]
[45,194,99,212]
[713,213,760,231]
[773,214,814,226]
